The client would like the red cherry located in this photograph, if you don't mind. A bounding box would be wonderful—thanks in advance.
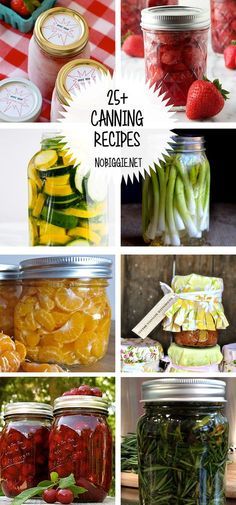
[56,489,74,504]
[90,387,102,397]
[77,385,92,395]
[42,489,57,503]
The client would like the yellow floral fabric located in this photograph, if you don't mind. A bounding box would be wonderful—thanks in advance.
[163,273,229,332]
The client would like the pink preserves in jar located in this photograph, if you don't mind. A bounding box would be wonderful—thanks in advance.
[49,394,113,502]
[51,59,110,121]
[211,0,236,53]
[0,403,53,497]
[141,6,210,108]
[28,7,90,100]
[121,0,178,38]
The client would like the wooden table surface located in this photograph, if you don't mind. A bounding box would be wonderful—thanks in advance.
[121,203,236,246]
[74,321,115,373]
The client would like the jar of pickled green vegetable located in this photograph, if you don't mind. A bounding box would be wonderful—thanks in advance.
[137,378,229,505]
[142,136,210,246]
[28,133,108,247]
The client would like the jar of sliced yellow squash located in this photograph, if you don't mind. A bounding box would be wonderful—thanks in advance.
[14,256,112,369]
[0,265,21,336]
[28,133,108,246]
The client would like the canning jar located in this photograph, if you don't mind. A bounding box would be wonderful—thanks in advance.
[28,132,108,247]
[121,0,178,38]
[0,265,21,336]
[137,378,229,505]
[14,256,112,368]
[162,274,229,347]
[142,136,210,246]
[211,0,236,53]
[49,394,113,502]
[141,6,210,108]
[28,7,90,99]
[51,59,110,122]
[0,78,42,123]
[0,402,53,497]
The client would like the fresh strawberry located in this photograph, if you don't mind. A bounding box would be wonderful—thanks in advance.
[10,0,40,17]
[186,77,229,120]
[122,34,144,58]
[224,41,236,69]
[0,0,10,5]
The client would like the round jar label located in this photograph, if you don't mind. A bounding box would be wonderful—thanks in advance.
[0,82,36,119]
[42,13,83,46]
[65,65,103,94]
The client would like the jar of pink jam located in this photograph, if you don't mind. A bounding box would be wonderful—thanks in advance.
[121,0,178,38]
[51,59,110,121]
[211,0,236,53]
[141,6,210,108]
[28,7,90,100]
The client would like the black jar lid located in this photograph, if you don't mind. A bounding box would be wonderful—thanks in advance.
[141,378,226,403]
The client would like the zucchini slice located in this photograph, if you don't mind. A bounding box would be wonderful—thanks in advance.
[41,207,78,229]
[74,166,89,193]
[32,193,45,218]
[28,179,37,209]
[44,180,74,197]
[68,227,101,245]
[34,150,58,170]
[37,165,73,178]
[66,239,90,246]
[87,172,107,202]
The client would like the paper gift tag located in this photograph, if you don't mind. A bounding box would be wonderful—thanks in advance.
[132,292,178,339]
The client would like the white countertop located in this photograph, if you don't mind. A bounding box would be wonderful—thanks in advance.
[121,37,236,123]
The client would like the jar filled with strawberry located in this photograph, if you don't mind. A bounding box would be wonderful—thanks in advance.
[15,256,112,368]
[211,0,236,53]
[141,6,210,108]
[49,386,113,502]
[121,0,178,38]
[0,402,53,497]
[0,265,21,336]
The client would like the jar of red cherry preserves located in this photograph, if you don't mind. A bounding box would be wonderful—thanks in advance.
[0,402,53,497]
[211,0,236,53]
[141,6,210,108]
[49,393,113,502]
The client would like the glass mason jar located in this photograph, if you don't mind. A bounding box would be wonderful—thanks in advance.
[14,256,112,368]
[142,136,210,246]
[211,0,236,53]
[0,402,53,497]
[0,265,21,336]
[28,7,90,100]
[174,329,218,347]
[51,59,110,122]
[121,0,178,38]
[28,132,108,247]
[49,394,113,502]
[137,379,229,505]
[141,6,209,108]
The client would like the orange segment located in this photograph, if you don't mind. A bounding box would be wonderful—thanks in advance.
[21,362,63,372]
[49,312,85,344]
[0,334,15,353]
[25,332,41,347]
[15,341,27,362]
[38,346,63,363]
[74,331,98,364]
[55,288,83,312]
[24,312,39,332]
[34,310,56,332]
[52,311,70,329]
[0,351,21,372]
[38,294,55,311]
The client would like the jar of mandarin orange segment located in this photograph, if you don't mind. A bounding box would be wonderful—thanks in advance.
[0,265,21,336]
[14,257,112,369]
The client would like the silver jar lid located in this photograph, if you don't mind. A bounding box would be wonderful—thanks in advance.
[4,402,53,419]
[0,264,19,280]
[170,136,205,152]
[141,6,210,31]
[141,379,226,403]
[19,256,112,279]
[53,395,109,415]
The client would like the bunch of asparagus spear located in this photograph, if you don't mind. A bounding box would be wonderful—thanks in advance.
[142,152,210,246]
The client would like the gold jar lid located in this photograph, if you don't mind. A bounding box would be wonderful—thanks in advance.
[55,58,110,105]
[34,7,89,57]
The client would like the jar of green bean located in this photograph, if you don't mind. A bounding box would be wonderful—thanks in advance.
[137,378,229,505]
[142,136,210,246]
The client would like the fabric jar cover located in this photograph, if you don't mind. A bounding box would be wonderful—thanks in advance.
[167,342,223,373]
[121,337,164,372]
[162,273,229,332]
[222,343,236,372]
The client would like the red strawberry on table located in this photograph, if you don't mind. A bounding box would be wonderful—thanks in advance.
[186,77,229,120]
[224,40,236,69]
[10,0,40,17]
[122,34,144,58]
